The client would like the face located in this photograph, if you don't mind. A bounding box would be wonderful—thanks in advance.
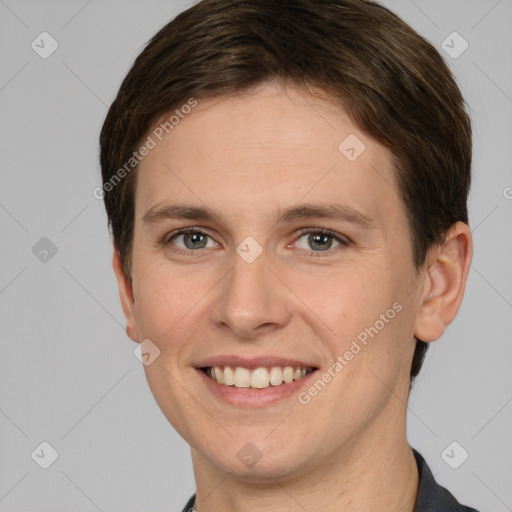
[117,81,429,480]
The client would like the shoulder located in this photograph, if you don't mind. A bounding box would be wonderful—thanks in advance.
[413,449,480,512]
[181,493,196,512]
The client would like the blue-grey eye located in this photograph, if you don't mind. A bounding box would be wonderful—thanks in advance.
[296,231,341,251]
[172,231,216,250]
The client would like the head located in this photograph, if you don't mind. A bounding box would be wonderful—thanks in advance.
[100,0,472,479]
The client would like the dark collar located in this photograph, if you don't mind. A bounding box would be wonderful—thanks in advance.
[412,449,479,512]
[181,448,479,511]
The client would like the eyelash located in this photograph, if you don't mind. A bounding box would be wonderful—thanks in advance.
[163,227,349,256]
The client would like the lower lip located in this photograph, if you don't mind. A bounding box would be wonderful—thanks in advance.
[196,368,318,407]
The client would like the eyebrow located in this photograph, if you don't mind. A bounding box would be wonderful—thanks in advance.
[141,203,374,230]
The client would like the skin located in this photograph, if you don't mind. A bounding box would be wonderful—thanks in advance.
[113,80,472,511]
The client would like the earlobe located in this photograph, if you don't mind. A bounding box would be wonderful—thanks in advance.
[112,248,139,343]
[414,222,473,342]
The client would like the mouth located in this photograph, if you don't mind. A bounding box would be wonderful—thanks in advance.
[200,365,316,389]
[194,355,319,407]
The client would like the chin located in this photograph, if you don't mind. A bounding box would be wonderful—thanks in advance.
[198,437,315,482]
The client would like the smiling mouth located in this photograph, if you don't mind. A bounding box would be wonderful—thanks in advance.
[201,365,316,389]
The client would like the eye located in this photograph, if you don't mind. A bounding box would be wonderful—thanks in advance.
[294,228,347,252]
[164,227,348,254]
[166,228,217,250]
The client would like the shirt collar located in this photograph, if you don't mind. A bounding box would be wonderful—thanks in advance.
[181,448,479,512]
[412,448,478,512]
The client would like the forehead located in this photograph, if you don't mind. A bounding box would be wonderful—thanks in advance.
[135,81,405,232]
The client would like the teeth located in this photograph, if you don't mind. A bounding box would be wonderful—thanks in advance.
[205,365,313,389]
[251,368,270,389]
[269,367,283,386]
[214,366,224,384]
[224,366,235,385]
[234,367,251,387]
[283,366,294,383]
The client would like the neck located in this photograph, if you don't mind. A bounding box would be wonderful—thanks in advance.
[190,416,419,512]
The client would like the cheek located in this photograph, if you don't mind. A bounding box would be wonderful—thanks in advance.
[131,254,206,342]
[306,264,411,384]
[132,264,212,439]
[142,356,198,444]
[301,262,396,337]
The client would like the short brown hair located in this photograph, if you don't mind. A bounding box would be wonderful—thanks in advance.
[99,0,472,383]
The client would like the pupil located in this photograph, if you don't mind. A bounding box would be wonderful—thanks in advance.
[185,232,206,249]
[309,233,332,251]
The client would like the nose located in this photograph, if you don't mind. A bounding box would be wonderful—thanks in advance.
[209,246,293,339]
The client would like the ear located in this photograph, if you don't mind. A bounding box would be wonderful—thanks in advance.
[112,247,139,343]
[414,222,473,342]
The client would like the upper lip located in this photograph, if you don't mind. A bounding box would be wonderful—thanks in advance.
[195,355,318,369]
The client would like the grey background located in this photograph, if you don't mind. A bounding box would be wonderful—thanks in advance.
[0,0,511,510]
